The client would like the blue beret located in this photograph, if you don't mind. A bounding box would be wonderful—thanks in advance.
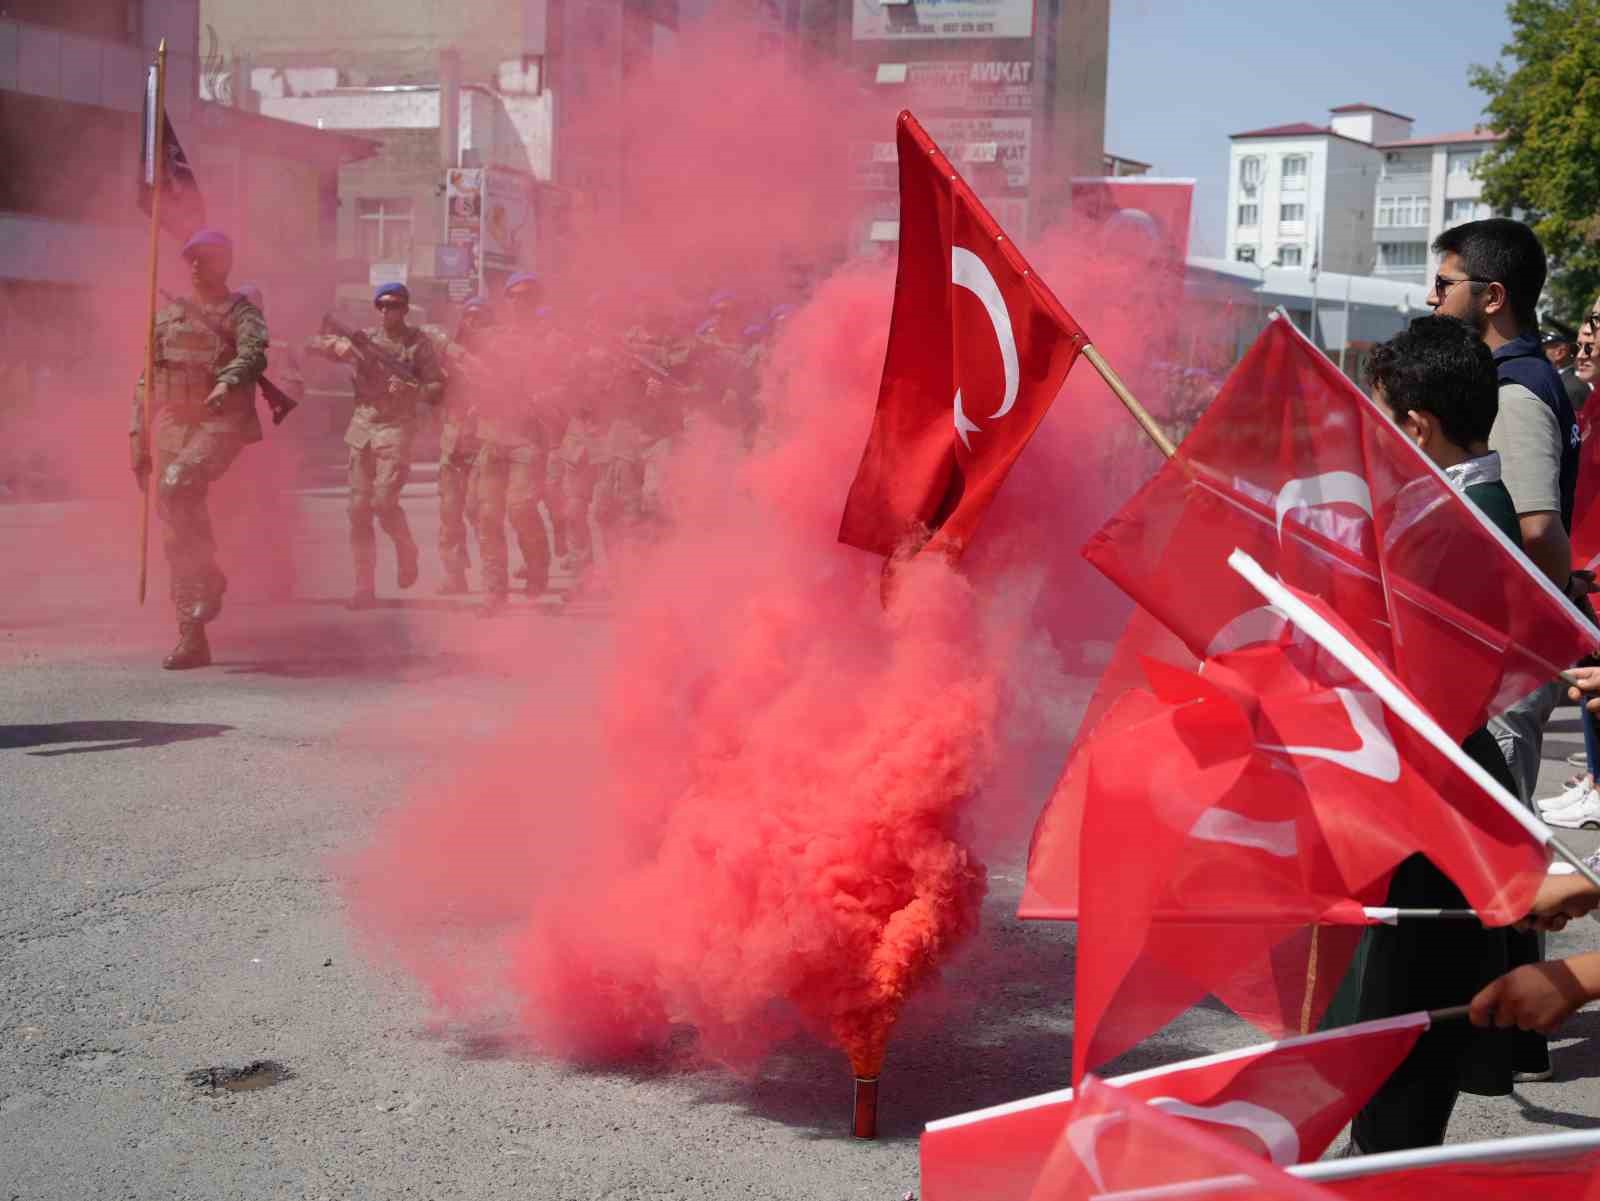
[374,282,410,304]
[181,229,233,259]
[741,322,768,339]
[504,272,541,295]
[463,296,490,312]
[708,290,736,307]
[768,304,796,323]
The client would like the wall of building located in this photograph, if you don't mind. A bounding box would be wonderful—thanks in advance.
[199,0,541,83]
[1323,136,1377,274]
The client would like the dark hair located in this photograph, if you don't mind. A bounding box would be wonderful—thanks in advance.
[1366,315,1499,449]
[1432,218,1546,331]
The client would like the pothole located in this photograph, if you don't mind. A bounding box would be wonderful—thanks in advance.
[185,1060,293,1094]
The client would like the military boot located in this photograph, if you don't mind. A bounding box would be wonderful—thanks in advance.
[436,570,469,596]
[397,545,420,590]
[346,589,378,611]
[162,622,211,670]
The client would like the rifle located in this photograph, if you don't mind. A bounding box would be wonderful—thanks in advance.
[320,314,422,389]
[618,342,693,393]
[161,290,299,426]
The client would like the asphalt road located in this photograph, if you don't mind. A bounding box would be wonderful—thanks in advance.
[3,493,1600,1200]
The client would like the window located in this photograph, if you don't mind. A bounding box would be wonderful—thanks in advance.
[1445,198,1488,223]
[1377,242,1427,272]
[1449,150,1483,177]
[1239,156,1262,190]
[1281,154,1308,189]
[1235,246,1257,263]
[1377,195,1428,227]
[1279,246,1303,267]
[357,198,414,262]
[1280,202,1305,225]
[1237,203,1260,227]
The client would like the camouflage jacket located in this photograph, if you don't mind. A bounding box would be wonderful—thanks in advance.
[131,292,269,453]
[474,327,567,455]
[305,324,444,450]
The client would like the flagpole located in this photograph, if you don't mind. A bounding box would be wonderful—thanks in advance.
[1081,345,1177,459]
[137,38,167,606]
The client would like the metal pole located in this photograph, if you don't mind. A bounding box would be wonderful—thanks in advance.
[137,39,168,607]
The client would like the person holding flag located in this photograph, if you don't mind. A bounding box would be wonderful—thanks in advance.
[129,230,268,670]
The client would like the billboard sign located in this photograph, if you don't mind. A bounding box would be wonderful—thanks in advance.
[874,60,1034,112]
[853,0,1034,40]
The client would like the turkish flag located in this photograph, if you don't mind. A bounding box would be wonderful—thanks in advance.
[1084,316,1598,741]
[1020,1075,1339,1201]
[1299,1132,1600,1200]
[838,110,1088,559]
[1067,629,1549,1078]
[1571,412,1600,570]
[921,1012,1427,1201]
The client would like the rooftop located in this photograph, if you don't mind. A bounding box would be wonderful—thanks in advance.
[1230,122,1376,148]
[1377,127,1504,149]
[1329,102,1416,121]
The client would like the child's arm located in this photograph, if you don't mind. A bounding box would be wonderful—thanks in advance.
[1470,954,1600,1034]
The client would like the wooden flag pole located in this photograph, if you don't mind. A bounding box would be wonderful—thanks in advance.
[1081,343,1177,459]
[137,38,167,606]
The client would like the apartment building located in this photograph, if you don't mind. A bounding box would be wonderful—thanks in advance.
[1371,128,1501,283]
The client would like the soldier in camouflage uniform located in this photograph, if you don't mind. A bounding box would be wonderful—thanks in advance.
[130,229,267,670]
[422,300,493,594]
[304,282,443,609]
[475,273,556,616]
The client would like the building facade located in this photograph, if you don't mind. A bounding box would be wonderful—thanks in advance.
[1371,128,1501,284]
[1224,104,1413,275]
[850,0,1110,252]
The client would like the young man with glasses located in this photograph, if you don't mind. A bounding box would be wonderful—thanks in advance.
[306,283,444,609]
[1428,218,1590,1087]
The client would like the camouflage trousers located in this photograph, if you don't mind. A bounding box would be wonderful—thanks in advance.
[476,444,549,596]
[155,428,245,624]
[548,455,598,560]
[437,445,481,578]
[349,441,416,592]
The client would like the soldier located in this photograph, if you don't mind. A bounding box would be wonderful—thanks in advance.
[305,282,443,609]
[130,229,267,670]
[475,273,556,616]
[424,299,493,594]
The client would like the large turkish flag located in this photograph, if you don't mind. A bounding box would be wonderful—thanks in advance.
[838,110,1088,559]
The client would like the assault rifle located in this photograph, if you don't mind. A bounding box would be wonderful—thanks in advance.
[320,314,422,388]
[161,290,299,425]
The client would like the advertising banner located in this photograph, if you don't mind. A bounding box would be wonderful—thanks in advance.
[852,0,1034,40]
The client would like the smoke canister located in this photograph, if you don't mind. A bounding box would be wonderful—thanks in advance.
[853,1075,879,1139]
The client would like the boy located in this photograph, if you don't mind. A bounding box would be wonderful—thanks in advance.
[1344,315,1525,1152]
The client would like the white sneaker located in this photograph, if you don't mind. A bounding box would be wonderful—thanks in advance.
[1538,778,1593,815]
[1545,789,1600,829]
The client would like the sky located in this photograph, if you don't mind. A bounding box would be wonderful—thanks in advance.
[1105,0,1516,257]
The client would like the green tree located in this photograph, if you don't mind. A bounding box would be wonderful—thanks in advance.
[1471,0,1600,320]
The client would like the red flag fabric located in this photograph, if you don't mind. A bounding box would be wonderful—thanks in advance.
[1297,1133,1600,1200]
[1021,1074,1338,1201]
[921,1012,1427,1201]
[838,110,1088,559]
[1083,315,1597,742]
[1068,634,1549,1078]
[1571,410,1600,571]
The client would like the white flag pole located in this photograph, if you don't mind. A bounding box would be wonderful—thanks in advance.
[1227,549,1600,891]
[1291,1128,1600,1182]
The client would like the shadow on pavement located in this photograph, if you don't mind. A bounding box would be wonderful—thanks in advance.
[222,652,476,681]
[0,719,233,755]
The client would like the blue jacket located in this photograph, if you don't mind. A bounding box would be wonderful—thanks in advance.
[1494,331,1580,531]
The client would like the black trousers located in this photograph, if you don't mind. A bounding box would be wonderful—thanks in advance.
[1349,726,1519,1153]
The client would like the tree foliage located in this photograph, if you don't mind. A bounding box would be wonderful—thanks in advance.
[1471,0,1600,319]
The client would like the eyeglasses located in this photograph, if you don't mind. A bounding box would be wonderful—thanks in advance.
[1431,274,1493,298]
[1584,311,1600,331]
[1579,341,1597,358]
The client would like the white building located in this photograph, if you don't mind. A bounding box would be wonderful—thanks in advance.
[1371,128,1502,284]
[1224,103,1414,275]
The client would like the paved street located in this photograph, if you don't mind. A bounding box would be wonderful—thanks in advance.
[4,491,1600,1200]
